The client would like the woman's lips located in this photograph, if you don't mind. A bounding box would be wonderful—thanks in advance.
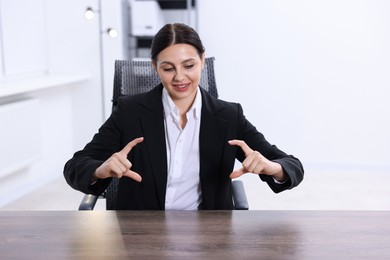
[173,83,190,91]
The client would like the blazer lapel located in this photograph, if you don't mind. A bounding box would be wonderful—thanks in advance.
[139,85,168,209]
[199,88,227,208]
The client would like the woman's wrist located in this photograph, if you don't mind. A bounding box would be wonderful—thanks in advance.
[268,162,287,182]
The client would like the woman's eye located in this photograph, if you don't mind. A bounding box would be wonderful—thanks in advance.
[185,64,195,69]
[163,68,174,72]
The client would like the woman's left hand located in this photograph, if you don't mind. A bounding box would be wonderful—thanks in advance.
[228,139,286,181]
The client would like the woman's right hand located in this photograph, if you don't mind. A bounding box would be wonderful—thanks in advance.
[93,137,144,182]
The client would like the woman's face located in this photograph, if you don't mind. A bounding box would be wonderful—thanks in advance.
[154,43,204,106]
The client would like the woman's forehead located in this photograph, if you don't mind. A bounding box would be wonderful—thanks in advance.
[156,44,199,63]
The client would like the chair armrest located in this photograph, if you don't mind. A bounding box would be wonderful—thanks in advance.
[79,194,98,210]
[232,180,249,210]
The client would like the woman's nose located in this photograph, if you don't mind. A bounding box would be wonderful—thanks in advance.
[173,68,185,81]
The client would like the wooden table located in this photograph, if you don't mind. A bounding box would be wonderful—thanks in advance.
[0,210,389,259]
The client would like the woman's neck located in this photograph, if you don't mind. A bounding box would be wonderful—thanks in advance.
[173,91,198,129]
[173,89,197,116]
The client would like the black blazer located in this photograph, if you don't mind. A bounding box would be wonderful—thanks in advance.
[64,84,304,210]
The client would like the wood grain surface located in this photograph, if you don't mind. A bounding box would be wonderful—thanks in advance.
[1,210,389,259]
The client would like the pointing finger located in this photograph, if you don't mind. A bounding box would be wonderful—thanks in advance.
[120,137,144,156]
[230,167,247,179]
[228,139,253,157]
[123,170,142,182]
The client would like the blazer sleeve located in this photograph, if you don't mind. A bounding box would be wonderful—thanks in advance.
[235,103,304,193]
[63,102,125,196]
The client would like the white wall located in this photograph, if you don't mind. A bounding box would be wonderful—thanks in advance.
[198,0,390,168]
[198,0,390,209]
[46,0,104,149]
[0,0,104,207]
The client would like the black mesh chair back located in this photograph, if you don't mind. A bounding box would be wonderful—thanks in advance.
[112,57,218,107]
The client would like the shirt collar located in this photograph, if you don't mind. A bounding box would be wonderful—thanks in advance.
[162,87,202,120]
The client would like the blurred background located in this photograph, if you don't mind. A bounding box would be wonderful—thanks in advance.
[0,0,389,210]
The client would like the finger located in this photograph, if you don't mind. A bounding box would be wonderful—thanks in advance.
[244,153,263,173]
[112,161,127,176]
[123,169,142,182]
[246,161,258,173]
[228,139,253,157]
[120,137,144,156]
[110,154,129,171]
[115,154,132,170]
[229,167,247,179]
[253,162,265,174]
[242,153,256,172]
[108,164,126,178]
[102,159,127,178]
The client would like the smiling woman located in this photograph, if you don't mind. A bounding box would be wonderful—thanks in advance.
[63,23,304,210]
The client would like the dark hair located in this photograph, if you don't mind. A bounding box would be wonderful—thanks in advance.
[151,23,205,62]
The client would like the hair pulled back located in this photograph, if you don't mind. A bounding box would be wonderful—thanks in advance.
[151,23,205,63]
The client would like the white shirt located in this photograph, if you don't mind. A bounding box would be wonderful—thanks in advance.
[162,87,202,210]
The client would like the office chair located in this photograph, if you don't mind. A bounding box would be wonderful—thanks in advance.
[79,57,249,210]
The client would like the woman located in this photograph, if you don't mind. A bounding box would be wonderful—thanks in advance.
[64,23,304,210]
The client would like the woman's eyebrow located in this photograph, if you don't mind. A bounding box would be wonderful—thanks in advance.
[159,58,197,66]
[159,61,174,66]
[182,58,196,63]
